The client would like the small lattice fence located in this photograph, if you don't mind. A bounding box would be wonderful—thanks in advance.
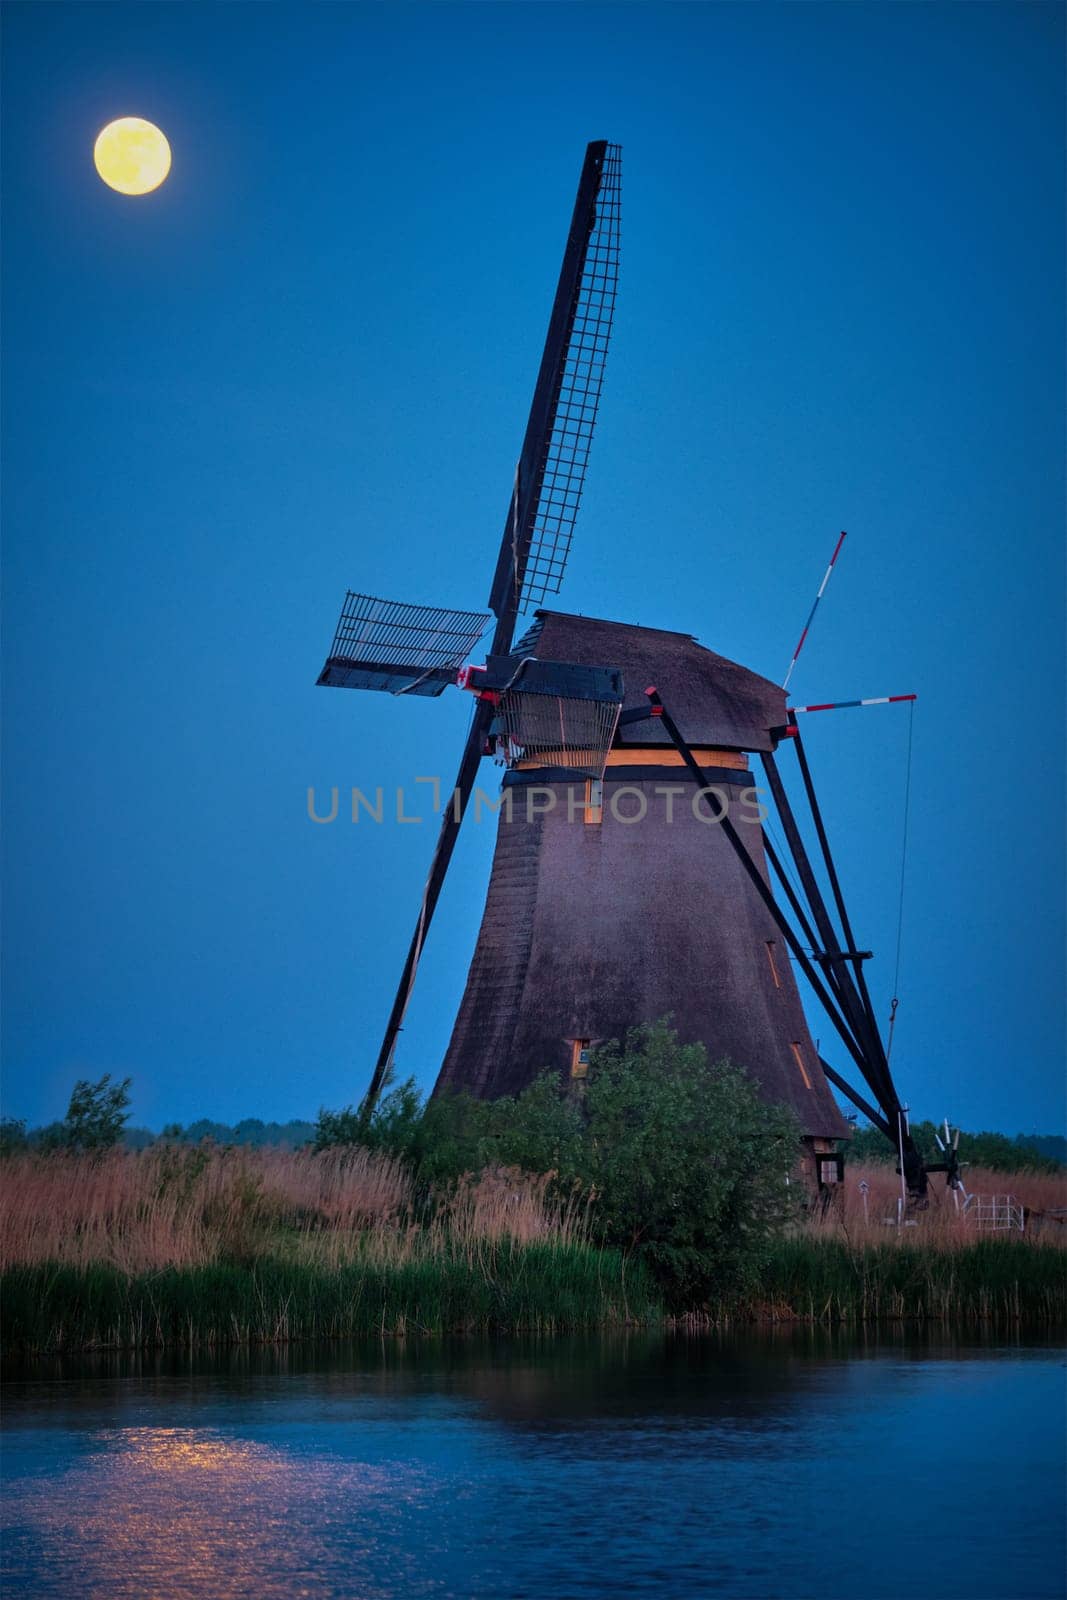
[963,1194,1026,1233]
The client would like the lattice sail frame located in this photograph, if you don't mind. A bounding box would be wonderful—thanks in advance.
[519,144,621,611]
[319,592,492,697]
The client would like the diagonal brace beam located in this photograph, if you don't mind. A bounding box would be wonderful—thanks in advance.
[642,690,890,1098]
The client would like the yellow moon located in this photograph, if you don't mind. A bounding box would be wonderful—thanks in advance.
[93,117,171,196]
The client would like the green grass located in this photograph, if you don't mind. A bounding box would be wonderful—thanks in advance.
[720,1237,1067,1326]
[1,1238,659,1354]
[4,1238,1063,1355]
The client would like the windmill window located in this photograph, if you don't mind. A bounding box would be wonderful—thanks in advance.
[789,1042,813,1091]
[570,1039,591,1078]
[584,778,603,825]
[765,941,781,989]
[818,1156,843,1187]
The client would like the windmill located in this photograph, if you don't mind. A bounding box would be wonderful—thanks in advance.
[317,141,958,1197]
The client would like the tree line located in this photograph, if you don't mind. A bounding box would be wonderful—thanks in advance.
[2,1056,1062,1178]
[0,1086,316,1155]
[844,1119,1065,1175]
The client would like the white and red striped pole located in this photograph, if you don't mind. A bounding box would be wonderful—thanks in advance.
[788,694,917,716]
[782,530,847,690]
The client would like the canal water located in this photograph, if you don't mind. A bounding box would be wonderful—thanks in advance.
[2,1332,1064,1599]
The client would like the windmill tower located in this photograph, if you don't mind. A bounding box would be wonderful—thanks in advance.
[436,611,845,1146]
[317,142,956,1195]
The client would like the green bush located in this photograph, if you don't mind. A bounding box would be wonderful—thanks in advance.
[573,1023,800,1307]
[317,1019,801,1310]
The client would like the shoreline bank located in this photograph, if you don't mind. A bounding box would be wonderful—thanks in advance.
[4,1237,1063,1356]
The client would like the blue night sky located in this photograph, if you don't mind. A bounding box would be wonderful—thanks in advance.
[2,2,1063,1135]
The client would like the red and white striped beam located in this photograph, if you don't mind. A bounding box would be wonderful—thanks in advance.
[782,529,847,691]
[787,694,917,716]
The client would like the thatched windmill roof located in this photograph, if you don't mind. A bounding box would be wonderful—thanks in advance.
[517,610,787,751]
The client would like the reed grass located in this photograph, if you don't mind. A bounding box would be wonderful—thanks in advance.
[730,1237,1067,1326]
[0,1147,652,1352]
[1,1148,1063,1353]
[0,1144,415,1273]
[2,1239,652,1353]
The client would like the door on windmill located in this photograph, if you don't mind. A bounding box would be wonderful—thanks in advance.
[570,1040,591,1079]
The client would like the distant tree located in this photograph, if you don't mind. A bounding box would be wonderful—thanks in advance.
[181,1118,233,1144]
[962,1128,1063,1175]
[1015,1134,1067,1168]
[31,1121,67,1150]
[844,1119,1064,1175]
[843,1122,897,1164]
[0,1117,29,1157]
[40,1074,132,1153]
[274,1120,317,1148]
[122,1126,156,1151]
[168,1116,316,1148]
[233,1118,266,1145]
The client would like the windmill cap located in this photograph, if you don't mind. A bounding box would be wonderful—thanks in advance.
[523,611,788,754]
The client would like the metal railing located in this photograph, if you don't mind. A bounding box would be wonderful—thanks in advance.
[963,1194,1026,1232]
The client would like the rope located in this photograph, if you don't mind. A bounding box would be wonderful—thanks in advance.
[886,698,915,1062]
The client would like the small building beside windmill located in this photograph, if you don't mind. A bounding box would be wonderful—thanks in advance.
[434,610,850,1168]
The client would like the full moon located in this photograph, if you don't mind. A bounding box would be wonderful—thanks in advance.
[93,117,171,195]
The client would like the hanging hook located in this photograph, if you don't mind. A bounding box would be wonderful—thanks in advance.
[886,996,900,1062]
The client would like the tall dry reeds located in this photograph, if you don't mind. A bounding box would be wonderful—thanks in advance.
[0,1144,413,1273]
[0,1146,593,1275]
[0,1147,646,1352]
[3,1148,1062,1277]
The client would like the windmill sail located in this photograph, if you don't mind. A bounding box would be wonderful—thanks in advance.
[352,142,622,1117]
[317,592,491,697]
[315,145,623,1117]
[487,141,621,638]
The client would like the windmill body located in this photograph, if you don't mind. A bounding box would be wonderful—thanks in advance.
[436,611,848,1145]
[318,140,946,1195]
